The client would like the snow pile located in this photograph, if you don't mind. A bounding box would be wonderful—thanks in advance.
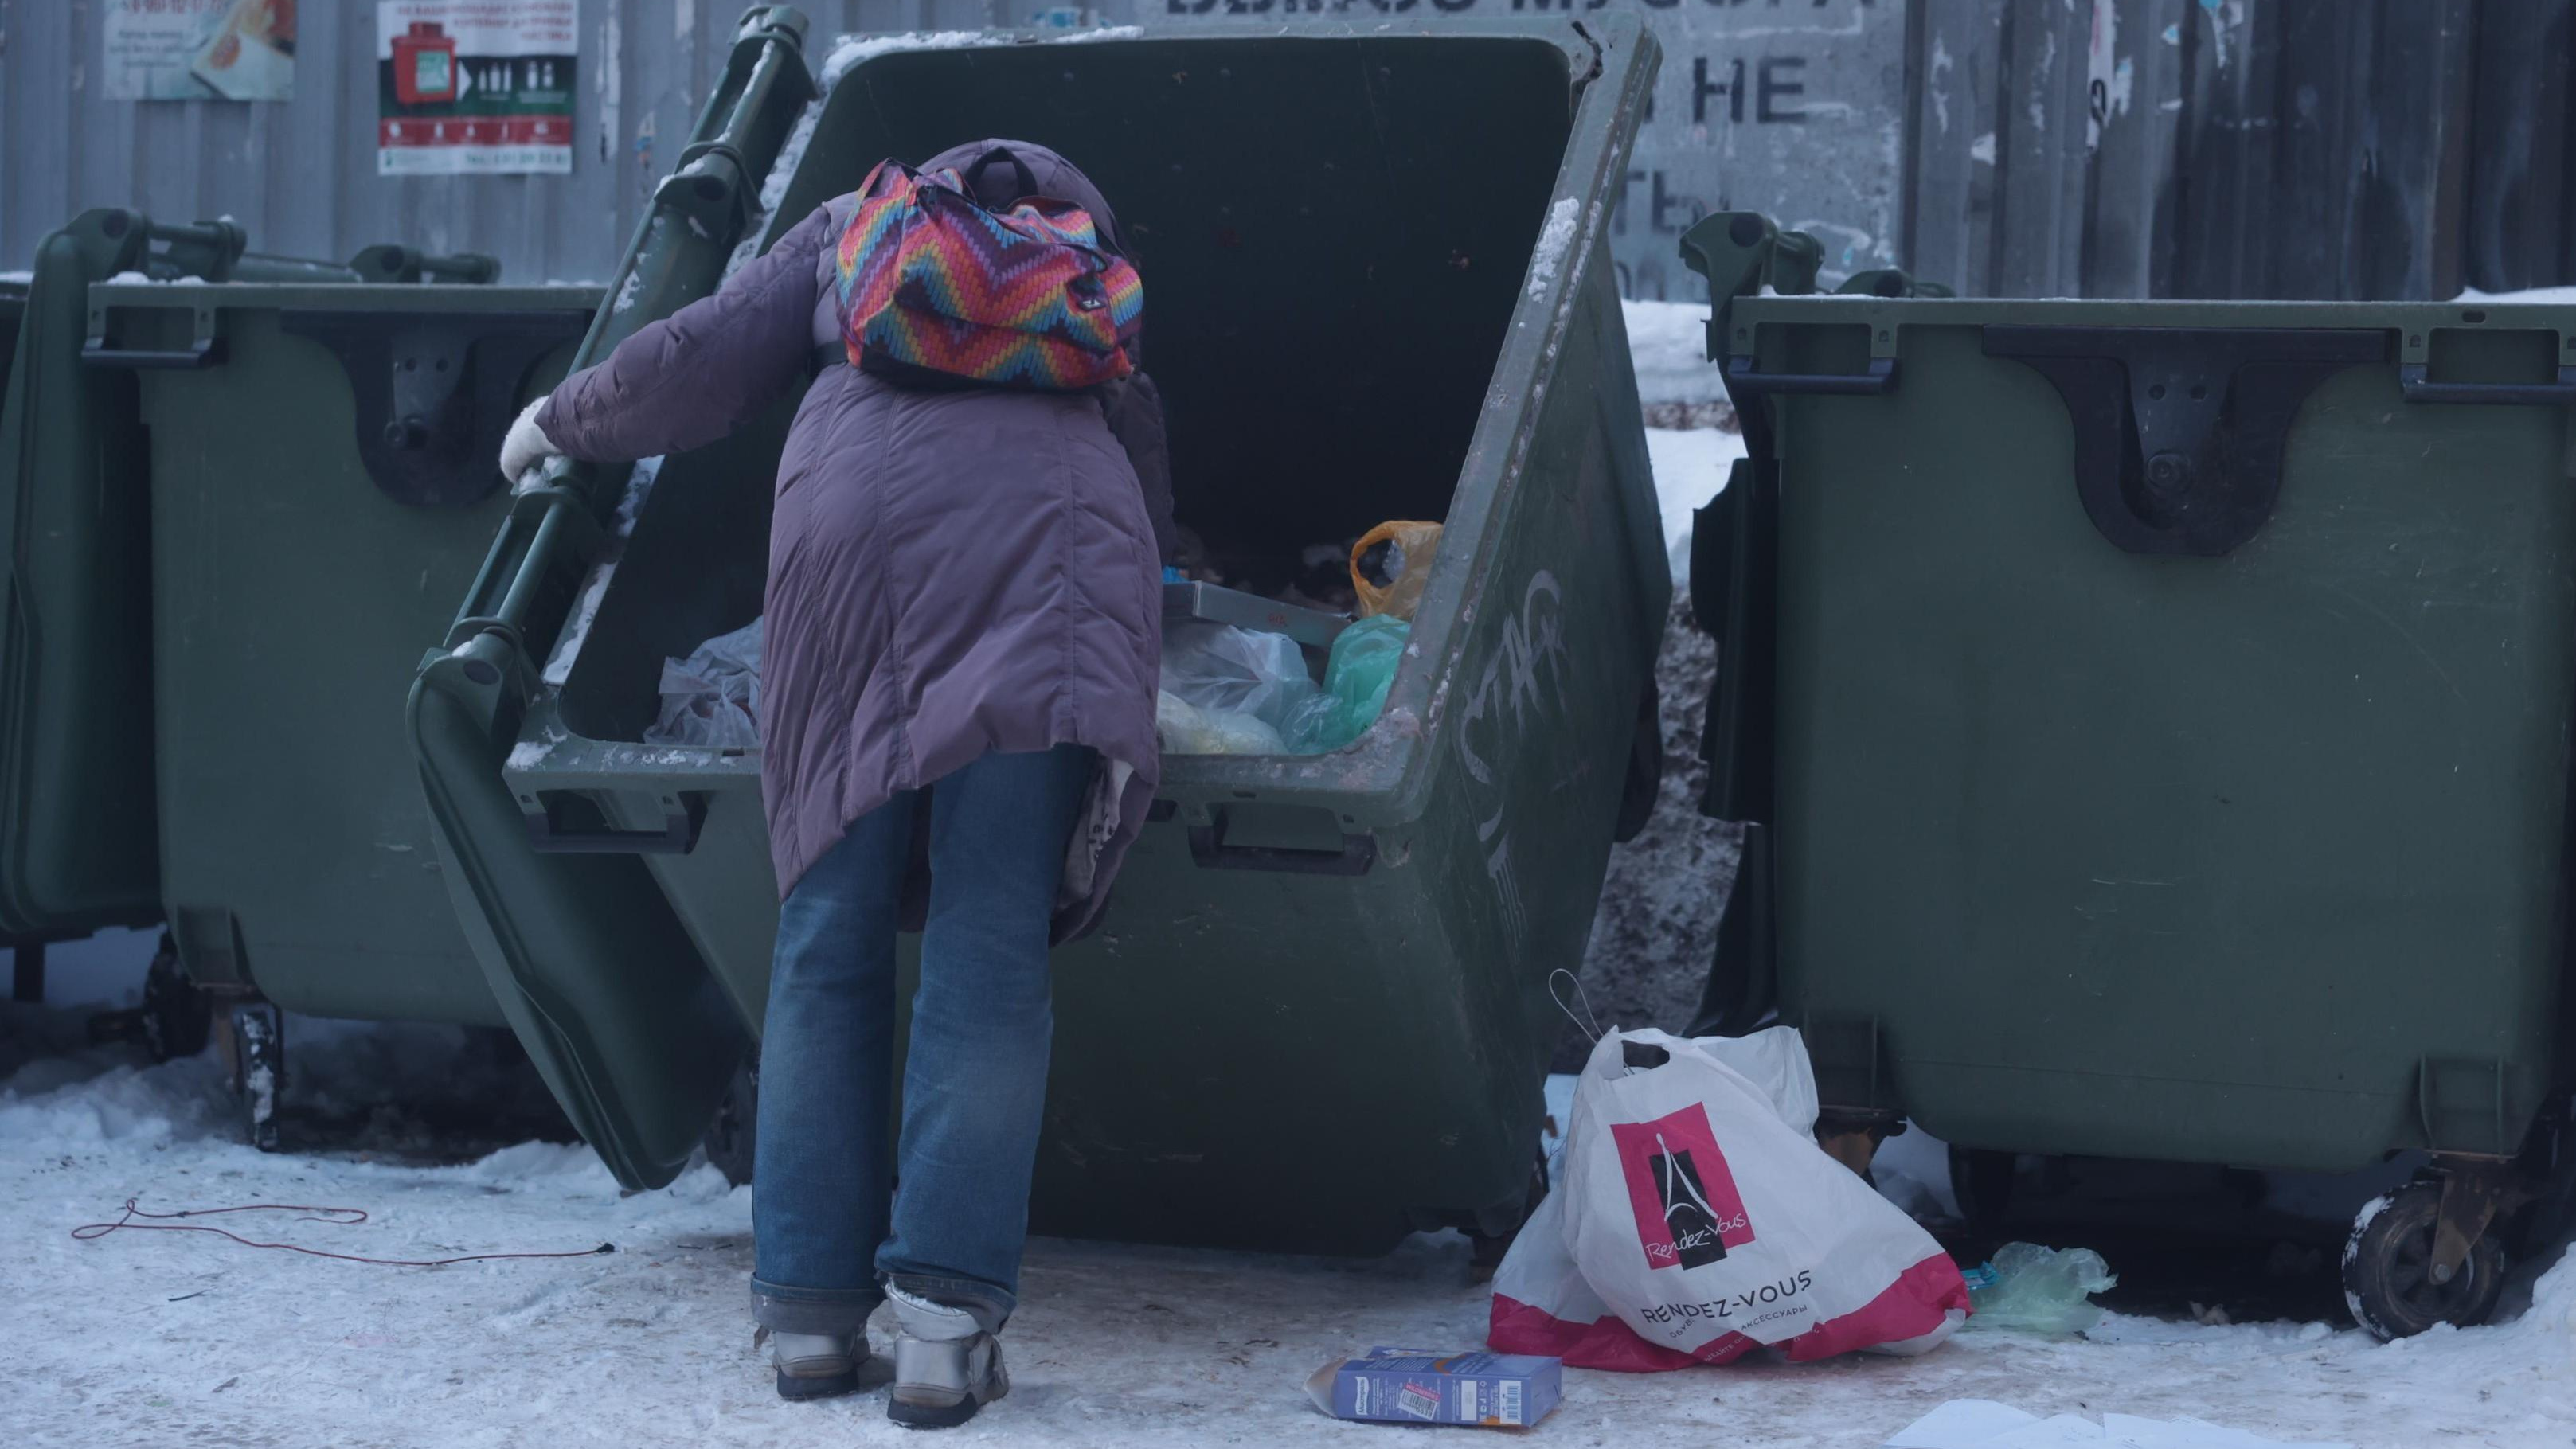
[1624,298,1727,408]
[1624,296,1745,585]
[1645,428,1747,587]
[0,1049,229,1149]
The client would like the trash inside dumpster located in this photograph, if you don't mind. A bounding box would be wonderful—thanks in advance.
[414,18,1671,1252]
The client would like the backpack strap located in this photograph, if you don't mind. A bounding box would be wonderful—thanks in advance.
[960,146,1040,208]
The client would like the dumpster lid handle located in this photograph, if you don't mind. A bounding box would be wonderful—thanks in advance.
[1980,325,2387,557]
[280,308,593,509]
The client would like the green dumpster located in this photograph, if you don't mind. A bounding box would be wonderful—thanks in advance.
[0,211,495,947]
[413,17,1667,1251]
[90,275,596,1025]
[0,277,25,405]
[1687,213,2574,1335]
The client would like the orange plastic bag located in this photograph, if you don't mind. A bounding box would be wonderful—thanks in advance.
[1351,521,1443,620]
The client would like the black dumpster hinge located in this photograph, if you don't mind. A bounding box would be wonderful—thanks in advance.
[1981,326,2387,557]
[280,309,592,508]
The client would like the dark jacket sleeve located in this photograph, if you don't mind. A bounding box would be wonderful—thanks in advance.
[1102,370,1177,565]
[536,204,837,463]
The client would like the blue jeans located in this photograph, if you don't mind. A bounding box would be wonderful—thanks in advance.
[749,744,1093,1337]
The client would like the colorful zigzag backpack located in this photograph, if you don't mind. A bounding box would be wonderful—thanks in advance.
[833,154,1143,391]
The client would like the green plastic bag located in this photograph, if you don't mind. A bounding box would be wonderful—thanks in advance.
[1282,616,1410,754]
[1961,1242,2117,1337]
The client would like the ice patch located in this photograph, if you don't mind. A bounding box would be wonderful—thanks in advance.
[1048,24,1144,43]
[611,270,644,314]
[612,455,664,537]
[1525,195,1581,301]
[2453,283,2576,306]
[820,29,989,87]
[541,558,618,689]
[1971,133,1998,166]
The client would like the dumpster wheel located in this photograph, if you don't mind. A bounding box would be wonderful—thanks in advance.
[2342,1178,2506,1340]
[82,934,213,1064]
[140,936,213,1063]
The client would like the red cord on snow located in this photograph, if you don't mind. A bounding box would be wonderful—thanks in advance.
[72,1199,616,1267]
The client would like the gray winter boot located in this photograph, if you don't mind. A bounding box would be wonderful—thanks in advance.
[885,1287,1009,1429]
[767,1329,868,1401]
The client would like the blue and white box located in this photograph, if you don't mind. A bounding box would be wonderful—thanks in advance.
[1306,1347,1564,1428]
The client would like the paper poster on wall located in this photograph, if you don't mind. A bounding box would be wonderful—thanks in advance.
[105,0,296,102]
[377,1,576,176]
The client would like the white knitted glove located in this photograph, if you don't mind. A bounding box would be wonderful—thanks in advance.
[499,397,561,484]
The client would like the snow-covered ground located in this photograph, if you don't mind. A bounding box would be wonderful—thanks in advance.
[6,1020,2571,1448]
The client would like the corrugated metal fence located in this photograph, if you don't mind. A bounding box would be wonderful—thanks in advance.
[4,0,2573,299]
[1918,0,2576,299]
[0,0,1016,283]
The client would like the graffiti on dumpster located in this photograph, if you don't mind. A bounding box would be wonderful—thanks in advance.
[1457,570,1571,957]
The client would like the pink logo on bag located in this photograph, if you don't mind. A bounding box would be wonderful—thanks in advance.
[1611,1103,1756,1271]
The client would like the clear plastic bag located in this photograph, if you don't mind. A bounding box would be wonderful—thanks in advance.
[1960,1242,2117,1337]
[1159,617,1410,756]
[1351,521,1443,620]
[645,618,764,748]
[1160,622,1319,724]
[1280,616,1409,754]
[1155,690,1289,756]
[1157,622,1320,755]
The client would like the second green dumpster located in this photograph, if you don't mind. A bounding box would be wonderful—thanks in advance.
[0,211,494,948]
[1685,211,2574,1338]
[96,278,596,1033]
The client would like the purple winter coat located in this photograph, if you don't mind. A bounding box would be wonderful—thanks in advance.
[534,140,1165,939]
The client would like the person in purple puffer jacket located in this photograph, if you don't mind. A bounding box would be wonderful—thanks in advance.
[498,139,1169,1428]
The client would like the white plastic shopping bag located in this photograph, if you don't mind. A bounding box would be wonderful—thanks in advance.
[1490,1029,1821,1369]
[1490,1182,1703,1370]
[1523,1027,1967,1366]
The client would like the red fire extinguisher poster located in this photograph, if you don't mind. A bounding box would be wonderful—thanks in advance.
[377,1,575,176]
